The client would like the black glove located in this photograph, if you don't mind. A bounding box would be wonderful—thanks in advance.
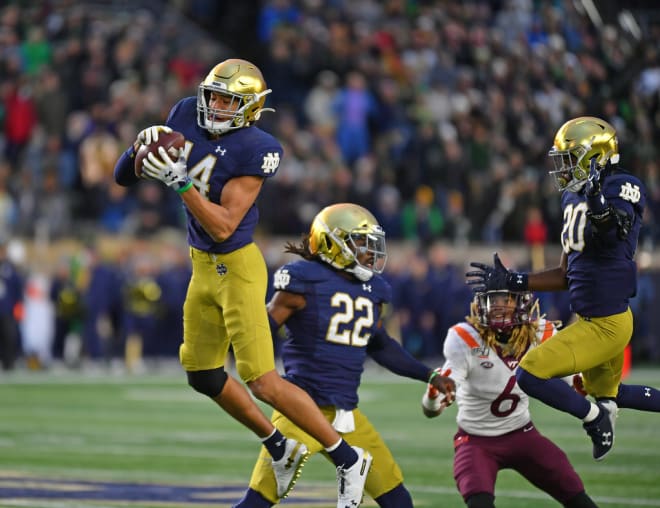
[465,252,528,293]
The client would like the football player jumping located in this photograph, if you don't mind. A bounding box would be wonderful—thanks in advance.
[572,373,660,413]
[466,117,647,461]
[233,203,455,508]
[114,59,375,506]
[423,289,599,508]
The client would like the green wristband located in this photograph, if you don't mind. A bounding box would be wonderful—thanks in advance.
[428,370,440,383]
[175,180,193,194]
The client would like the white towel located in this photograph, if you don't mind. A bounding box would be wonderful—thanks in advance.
[332,409,356,433]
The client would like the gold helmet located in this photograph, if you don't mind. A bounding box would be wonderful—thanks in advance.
[548,116,619,192]
[309,203,387,282]
[197,58,274,135]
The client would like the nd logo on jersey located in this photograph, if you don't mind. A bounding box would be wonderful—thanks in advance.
[273,268,290,290]
[261,152,280,174]
[619,182,640,203]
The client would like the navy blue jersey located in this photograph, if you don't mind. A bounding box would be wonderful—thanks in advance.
[560,168,646,317]
[273,260,392,409]
[0,260,22,316]
[114,97,282,253]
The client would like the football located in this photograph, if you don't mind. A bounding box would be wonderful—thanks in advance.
[134,130,186,178]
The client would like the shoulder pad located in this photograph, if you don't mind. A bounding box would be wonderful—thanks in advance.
[450,323,482,349]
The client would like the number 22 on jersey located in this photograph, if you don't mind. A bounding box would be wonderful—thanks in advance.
[326,292,374,347]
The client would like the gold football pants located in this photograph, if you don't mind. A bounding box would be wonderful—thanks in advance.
[179,243,275,382]
[520,307,632,398]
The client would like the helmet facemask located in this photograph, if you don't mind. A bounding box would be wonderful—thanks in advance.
[315,220,387,281]
[308,203,387,282]
[547,116,619,193]
[196,59,274,135]
[475,290,535,337]
[197,87,272,135]
[548,145,590,192]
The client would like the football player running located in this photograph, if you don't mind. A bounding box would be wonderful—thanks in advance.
[423,289,599,508]
[114,59,374,505]
[233,203,456,508]
[465,117,647,461]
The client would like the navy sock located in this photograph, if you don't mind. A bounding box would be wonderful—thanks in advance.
[617,383,660,412]
[326,439,358,468]
[232,487,273,508]
[516,367,591,419]
[262,429,286,461]
[375,484,414,508]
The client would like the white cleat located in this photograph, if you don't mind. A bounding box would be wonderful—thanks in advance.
[271,438,310,498]
[336,446,372,508]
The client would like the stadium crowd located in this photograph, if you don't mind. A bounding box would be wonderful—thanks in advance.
[1,0,659,370]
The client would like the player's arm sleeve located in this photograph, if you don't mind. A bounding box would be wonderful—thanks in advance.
[114,147,140,186]
[367,327,430,382]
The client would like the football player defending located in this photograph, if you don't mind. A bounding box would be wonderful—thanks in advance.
[114,59,373,505]
[233,203,456,508]
[465,117,647,461]
[423,289,599,508]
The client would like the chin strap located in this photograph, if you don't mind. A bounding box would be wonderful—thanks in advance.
[348,264,373,281]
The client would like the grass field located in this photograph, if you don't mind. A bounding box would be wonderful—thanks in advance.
[1,364,659,508]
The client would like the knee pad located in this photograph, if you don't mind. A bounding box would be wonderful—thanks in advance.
[187,367,228,399]
[466,492,495,508]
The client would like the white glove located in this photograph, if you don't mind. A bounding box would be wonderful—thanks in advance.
[422,383,446,418]
[136,125,172,145]
[142,146,193,193]
[422,367,453,418]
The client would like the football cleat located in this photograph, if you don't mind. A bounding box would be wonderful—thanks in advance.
[583,400,618,461]
[271,438,310,498]
[336,446,372,508]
